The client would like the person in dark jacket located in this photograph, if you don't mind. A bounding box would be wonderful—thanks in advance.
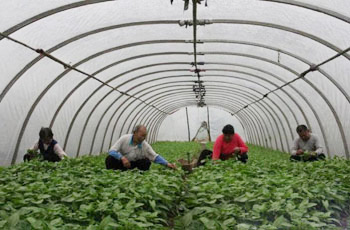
[23,127,67,162]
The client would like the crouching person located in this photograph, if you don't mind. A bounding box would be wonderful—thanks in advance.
[290,125,326,162]
[197,124,248,166]
[105,125,176,171]
[24,127,67,162]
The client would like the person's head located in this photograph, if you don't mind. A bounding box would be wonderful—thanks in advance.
[39,127,54,145]
[132,125,147,144]
[222,124,235,142]
[296,125,310,141]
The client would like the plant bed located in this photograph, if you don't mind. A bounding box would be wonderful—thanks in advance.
[0,142,349,229]
[174,145,350,230]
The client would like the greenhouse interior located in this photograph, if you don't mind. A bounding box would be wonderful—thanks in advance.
[0,0,349,229]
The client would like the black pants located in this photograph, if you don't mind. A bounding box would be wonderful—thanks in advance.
[290,153,326,162]
[43,153,61,162]
[23,153,61,162]
[23,153,36,162]
[105,155,151,171]
[197,149,248,166]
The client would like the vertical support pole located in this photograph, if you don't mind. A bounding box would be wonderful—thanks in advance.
[207,106,211,142]
[186,107,191,141]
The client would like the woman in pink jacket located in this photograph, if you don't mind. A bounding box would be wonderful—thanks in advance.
[197,124,248,166]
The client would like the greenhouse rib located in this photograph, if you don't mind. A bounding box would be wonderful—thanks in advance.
[232,46,350,116]
[0,32,170,115]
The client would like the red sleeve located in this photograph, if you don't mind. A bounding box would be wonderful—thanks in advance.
[236,134,248,154]
[212,135,223,160]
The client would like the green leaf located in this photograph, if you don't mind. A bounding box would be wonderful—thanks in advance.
[99,215,116,229]
[234,196,248,203]
[322,200,329,210]
[273,215,289,227]
[50,218,63,226]
[39,194,51,199]
[31,199,44,204]
[199,217,216,229]
[1,142,349,229]
[211,194,224,199]
[27,217,42,229]
[61,196,75,203]
[181,212,193,227]
[308,221,327,227]
[236,223,251,230]
[306,202,317,208]
[135,222,154,228]
[0,220,7,228]
[223,218,236,226]
[80,204,94,213]
[7,212,20,227]
[149,200,156,210]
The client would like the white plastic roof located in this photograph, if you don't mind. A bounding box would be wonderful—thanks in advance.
[0,0,349,165]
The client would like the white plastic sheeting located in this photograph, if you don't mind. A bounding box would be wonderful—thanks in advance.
[0,0,349,166]
[157,107,246,142]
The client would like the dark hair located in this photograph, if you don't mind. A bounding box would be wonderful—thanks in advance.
[296,125,308,133]
[133,125,146,134]
[222,124,235,135]
[39,127,53,140]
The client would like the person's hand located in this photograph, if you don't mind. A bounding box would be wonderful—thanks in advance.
[296,149,304,155]
[167,163,177,170]
[233,147,241,155]
[121,157,131,168]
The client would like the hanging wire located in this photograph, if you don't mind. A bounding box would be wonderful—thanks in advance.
[192,0,198,69]
[0,32,170,115]
[232,46,350,116]
[191,0,207,107]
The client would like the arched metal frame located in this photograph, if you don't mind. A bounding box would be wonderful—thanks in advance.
[41,60,331,155]
[72,56,312,156]
[1,3,349,163]
[10,62,342,161]
[146,97,290,148]
[121,92,265,149]
[52,51,350,158]
[131,92,287,150]
[149,98,271,148]
[7,39,347,161]
[105,71,293,148]
[64,60,334,158]
[140,99,250,145]
[147,101,250,145]
[97,86,261,154]
[10,55,344,162]
[7,43,346,161]
[139,98,252,143]
[96,80,276,154]
[129,84,284,147]
[150,101,264,147]
[113,83,287,152]
[149,101,257,145]
[1,0,349,41]
[78,72,288,156]
[109,84,271,149]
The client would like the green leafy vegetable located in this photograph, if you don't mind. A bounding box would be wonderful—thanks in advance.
[0,142,349,229]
